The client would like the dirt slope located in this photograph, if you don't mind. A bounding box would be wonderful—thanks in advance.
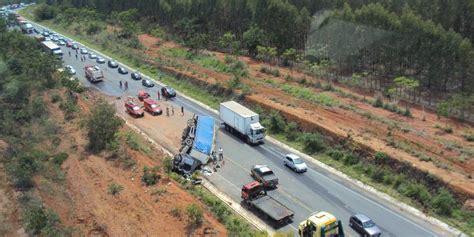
[138,34,474,199]
[35,89,226,236]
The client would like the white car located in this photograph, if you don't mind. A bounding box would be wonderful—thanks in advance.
[80,48,88,54]
[88,53,98,59]
[65,65,76,75]
[284,154,307,173]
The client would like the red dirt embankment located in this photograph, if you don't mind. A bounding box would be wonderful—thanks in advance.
[36,89,226,237]
[138,33,474,201]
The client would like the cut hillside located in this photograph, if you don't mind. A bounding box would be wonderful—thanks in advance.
[138,34,474,200]
[33,89,227,237]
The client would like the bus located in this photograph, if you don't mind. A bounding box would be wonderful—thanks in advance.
[41,41,63,58]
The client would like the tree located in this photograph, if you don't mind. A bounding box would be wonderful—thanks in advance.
[282,48,301,75]
[243,25,264,57]
[219,32,240,55]
[389,76,419,114]
[142,166,160,186]
[85,101,123,152]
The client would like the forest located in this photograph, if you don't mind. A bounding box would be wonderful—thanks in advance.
[35,0,473,110]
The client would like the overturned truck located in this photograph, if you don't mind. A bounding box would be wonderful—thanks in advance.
[173,115,215,176]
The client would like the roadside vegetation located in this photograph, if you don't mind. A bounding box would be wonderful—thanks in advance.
[0,19,73,235]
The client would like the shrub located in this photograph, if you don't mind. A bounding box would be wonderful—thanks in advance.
[397,182,431,206]
[259,66,280,77]
[373,97,384,108]
[23,205,60,235]
[403,107,412,117]
[326,149,344,161]
[52,153,68,165]
[299,132,326,154]
[268,110,286,133]
[86,22,102,35]
[431,188,456,216]
[186,204,203,228]
[374,152,388,165]
[85,101,124,153]
[51,94,62,103]
[142,166,160,186]
[463,132,474,142]
[108,182,124,195]
[342,153,360,165]
[322,83,334,91]
[170,207,181,218]
[285,122,299,141]
[371,168,385,183]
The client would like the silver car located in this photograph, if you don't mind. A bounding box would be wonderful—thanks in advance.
[284,154,307,173]
[349,214,382,237]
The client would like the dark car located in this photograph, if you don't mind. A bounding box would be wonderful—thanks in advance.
[161,86,176,98]
[96,57,105,64]
[108,60,118,68]
[349,214,382,237]
[131,72,142,80]
[250,165,278,189]
[142,79,154,87]
[71,44,79,50]
[33,28,40,34]
[42,31,49,37]
[118,67,128,74]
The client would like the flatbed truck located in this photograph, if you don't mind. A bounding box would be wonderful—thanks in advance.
[241,181,294,226]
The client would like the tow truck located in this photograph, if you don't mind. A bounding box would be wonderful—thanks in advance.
[125,97,144,118]
[143,98,162,115]
[298,212,345,237]
[84,65,104,83]
[241,181,294,226]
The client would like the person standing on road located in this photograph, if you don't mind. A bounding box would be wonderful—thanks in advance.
[75,54,78,60]
[218,147,223,161]
[124,81,128,90]
[181,106,184,116]
[166,107,169,116]
[68,51,71,57]
[171,106,174,116]
[119,80,122,89]
[157,91,160,100]
[80,57,83,62]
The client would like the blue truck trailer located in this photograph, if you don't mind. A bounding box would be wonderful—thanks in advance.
[174,115,215,175]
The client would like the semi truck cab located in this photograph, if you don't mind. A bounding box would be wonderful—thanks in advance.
[249,122,266,143]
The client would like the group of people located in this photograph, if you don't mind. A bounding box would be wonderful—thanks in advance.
[119,80,128,90]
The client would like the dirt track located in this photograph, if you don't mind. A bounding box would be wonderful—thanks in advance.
[138,34,474,200]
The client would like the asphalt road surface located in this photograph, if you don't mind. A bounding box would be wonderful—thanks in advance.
[23,19,454,237]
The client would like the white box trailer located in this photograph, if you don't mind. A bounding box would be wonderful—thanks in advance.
[219,101,265,144]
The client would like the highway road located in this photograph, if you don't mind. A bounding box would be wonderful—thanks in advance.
[24,19,454,237]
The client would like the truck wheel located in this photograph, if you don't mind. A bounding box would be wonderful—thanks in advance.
[185,138,193,146]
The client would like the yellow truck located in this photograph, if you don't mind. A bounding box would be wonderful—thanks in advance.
[299,212,345,237]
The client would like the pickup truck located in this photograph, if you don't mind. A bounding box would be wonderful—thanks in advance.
[241,181,294,226]
[251,165,278,189]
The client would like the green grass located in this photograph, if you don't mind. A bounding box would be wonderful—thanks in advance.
[192,55,231,74]
[280,84,339,107]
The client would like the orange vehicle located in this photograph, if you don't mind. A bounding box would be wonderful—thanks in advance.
[138,90,150,101]
[143,98,162,115]
[125,97,144,118]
